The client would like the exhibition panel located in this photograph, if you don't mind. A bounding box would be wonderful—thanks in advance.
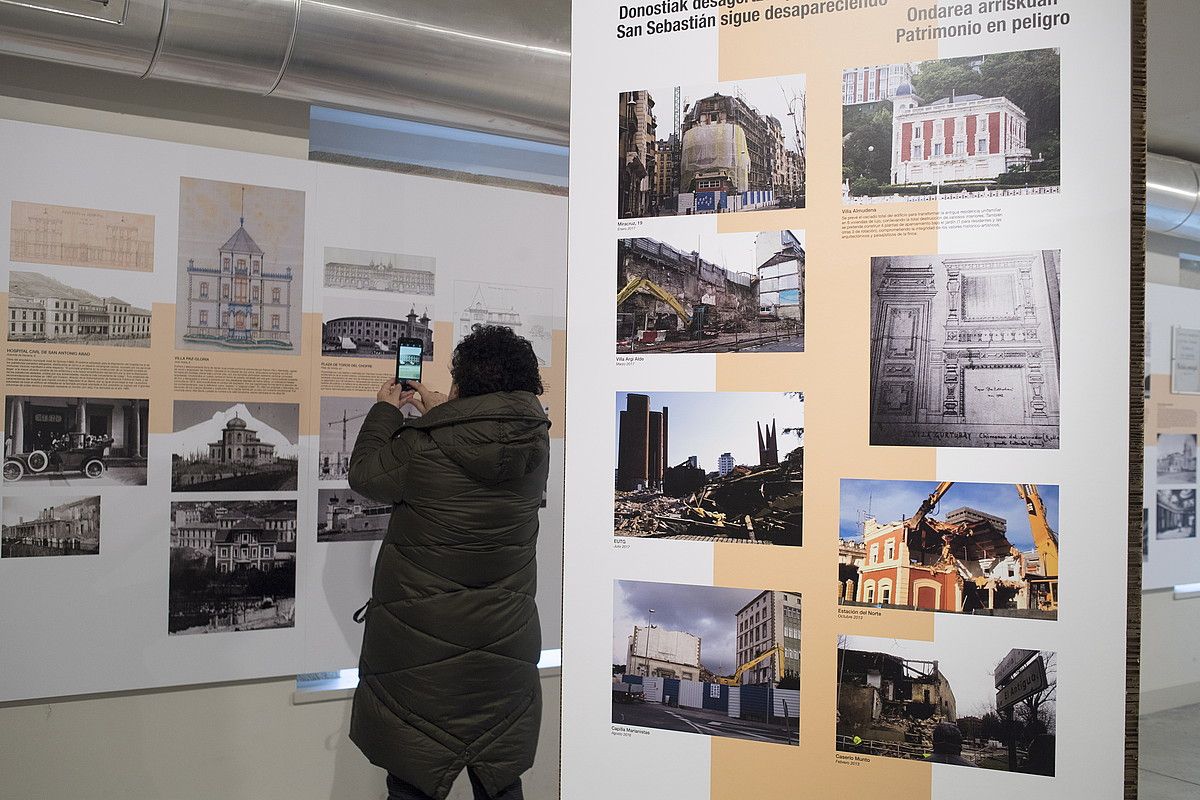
[0,119,566,702]
[564,1,1134,798]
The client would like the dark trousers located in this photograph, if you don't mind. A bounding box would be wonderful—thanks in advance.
[386,771,524,800]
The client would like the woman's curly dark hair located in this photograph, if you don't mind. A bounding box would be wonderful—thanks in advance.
[451,325,544,398]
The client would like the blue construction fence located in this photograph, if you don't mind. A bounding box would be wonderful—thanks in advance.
[619,674,799,724]
[679,190,776,214]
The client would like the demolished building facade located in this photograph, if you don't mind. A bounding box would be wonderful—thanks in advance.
[837,648,957,745]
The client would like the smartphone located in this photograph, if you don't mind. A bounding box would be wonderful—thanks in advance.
[394,337,424,389]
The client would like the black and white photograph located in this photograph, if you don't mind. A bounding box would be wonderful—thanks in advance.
[837,636,1056,775]
[169,500,297,635]
[1,495,101,558]
[176,177,304,355]
[171,401,300,492]
[7,267,152,348]
[322,295,434,360]
[612,580,800,745]
[616,231,804,354]
[319,396,374,481]
[3,396,148,485]
[1156,433,1197,483]
[842,49,1060,203]
[454,281,553,367]
[323,246,435,296]
[870,250,1061,449]
[317,488,389,542]
[618,74,806,218]
[614,391,803,546]
[1156,489,1196,540]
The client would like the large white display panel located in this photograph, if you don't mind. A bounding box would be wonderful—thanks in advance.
[0,119,566,702]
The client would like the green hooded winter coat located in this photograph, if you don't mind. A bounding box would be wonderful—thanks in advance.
[347,391,550,799]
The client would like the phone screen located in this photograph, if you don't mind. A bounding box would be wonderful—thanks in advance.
[395,342,423,385]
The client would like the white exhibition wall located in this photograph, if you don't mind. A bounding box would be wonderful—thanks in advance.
[0,117,566,703]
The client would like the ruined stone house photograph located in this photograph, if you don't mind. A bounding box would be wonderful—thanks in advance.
[837,636,1056,775]
[614,391,803,546]
[870,250,1061,449]
[616,230,804,354]
[838,479,1059,619]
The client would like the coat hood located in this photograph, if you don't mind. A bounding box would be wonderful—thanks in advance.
[405,391,550,484]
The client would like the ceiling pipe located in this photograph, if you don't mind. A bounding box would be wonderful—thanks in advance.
[0,0,571,144]
[1147,152,1200,242]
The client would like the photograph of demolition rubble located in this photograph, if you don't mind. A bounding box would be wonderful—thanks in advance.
[838,480,1059,619]
[616,231,804,354]
[614,391,803,545]
[870,250,1061,449]
[169,500,297,635]
[612,580,800,746]
[171,401,300,492]
[842,49,1060,202]
[618,74,806,218]
[837,636,1056,775]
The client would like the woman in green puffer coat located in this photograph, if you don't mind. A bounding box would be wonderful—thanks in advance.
[348,325,550,800]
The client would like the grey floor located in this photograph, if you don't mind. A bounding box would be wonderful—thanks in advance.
[1141,704,1200,798]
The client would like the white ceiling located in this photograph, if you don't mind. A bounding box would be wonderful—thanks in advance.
[1150,0,1200,161]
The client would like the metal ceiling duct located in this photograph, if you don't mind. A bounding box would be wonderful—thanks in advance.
[0,0,571,143]
[1147,152,1200,242]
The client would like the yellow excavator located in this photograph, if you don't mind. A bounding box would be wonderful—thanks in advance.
[907,482,1059,611]
[616,276,692,326]
[712,645,784,687]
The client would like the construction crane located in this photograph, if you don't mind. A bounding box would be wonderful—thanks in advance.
[326,409,369,460]
[712,645,784,687]
[616,276,692,326]
[905,482,1059,611]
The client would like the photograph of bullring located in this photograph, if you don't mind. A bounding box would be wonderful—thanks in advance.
[616,230,804,354]
[837,636,1056,776]
[171,401,300,492]
[842,49,1060,202]
[870,250,1061,449]
[614,391,803,546]
[613,580,800,746]
[3,395,148,486]
[1,495,100,558]
[322,295,434,360]
[838,479,1060,619]
[7,267,152,348]
[169,500,297,635]
[618,74,806,218]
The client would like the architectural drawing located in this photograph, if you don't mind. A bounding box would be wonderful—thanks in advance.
[453,281,553,366]
[323,246,435,295]
[10,201,154,271]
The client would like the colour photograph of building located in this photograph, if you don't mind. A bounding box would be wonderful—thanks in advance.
[453,281,554,367]
[838,479,1060,619]
[618,74,806,218]
[3,396,148,486]
[1,495,101,558]
[7,268,151,347]
[317,488,390,542]
[176,178,304,354]
[323,246,435,296]
[612,580,800,746]
[322,295,433,360]
[837,637,1056,775]
[614,391,803,546]
[843,49,1060,202]
[169,500,297,635]
[171,401,299,492]
[870,250,1061,449]
[617,230,804,354]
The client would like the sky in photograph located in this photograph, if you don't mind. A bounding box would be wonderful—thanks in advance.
[626,229,806,279]
[658,74,807,152]
[613,580,767,674]
[841,636,1056,718]
[3,495,98,525]
[173,400,299,440]
[318,396,375,452]
[615,391,803,474]
[838,480,1060,551]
